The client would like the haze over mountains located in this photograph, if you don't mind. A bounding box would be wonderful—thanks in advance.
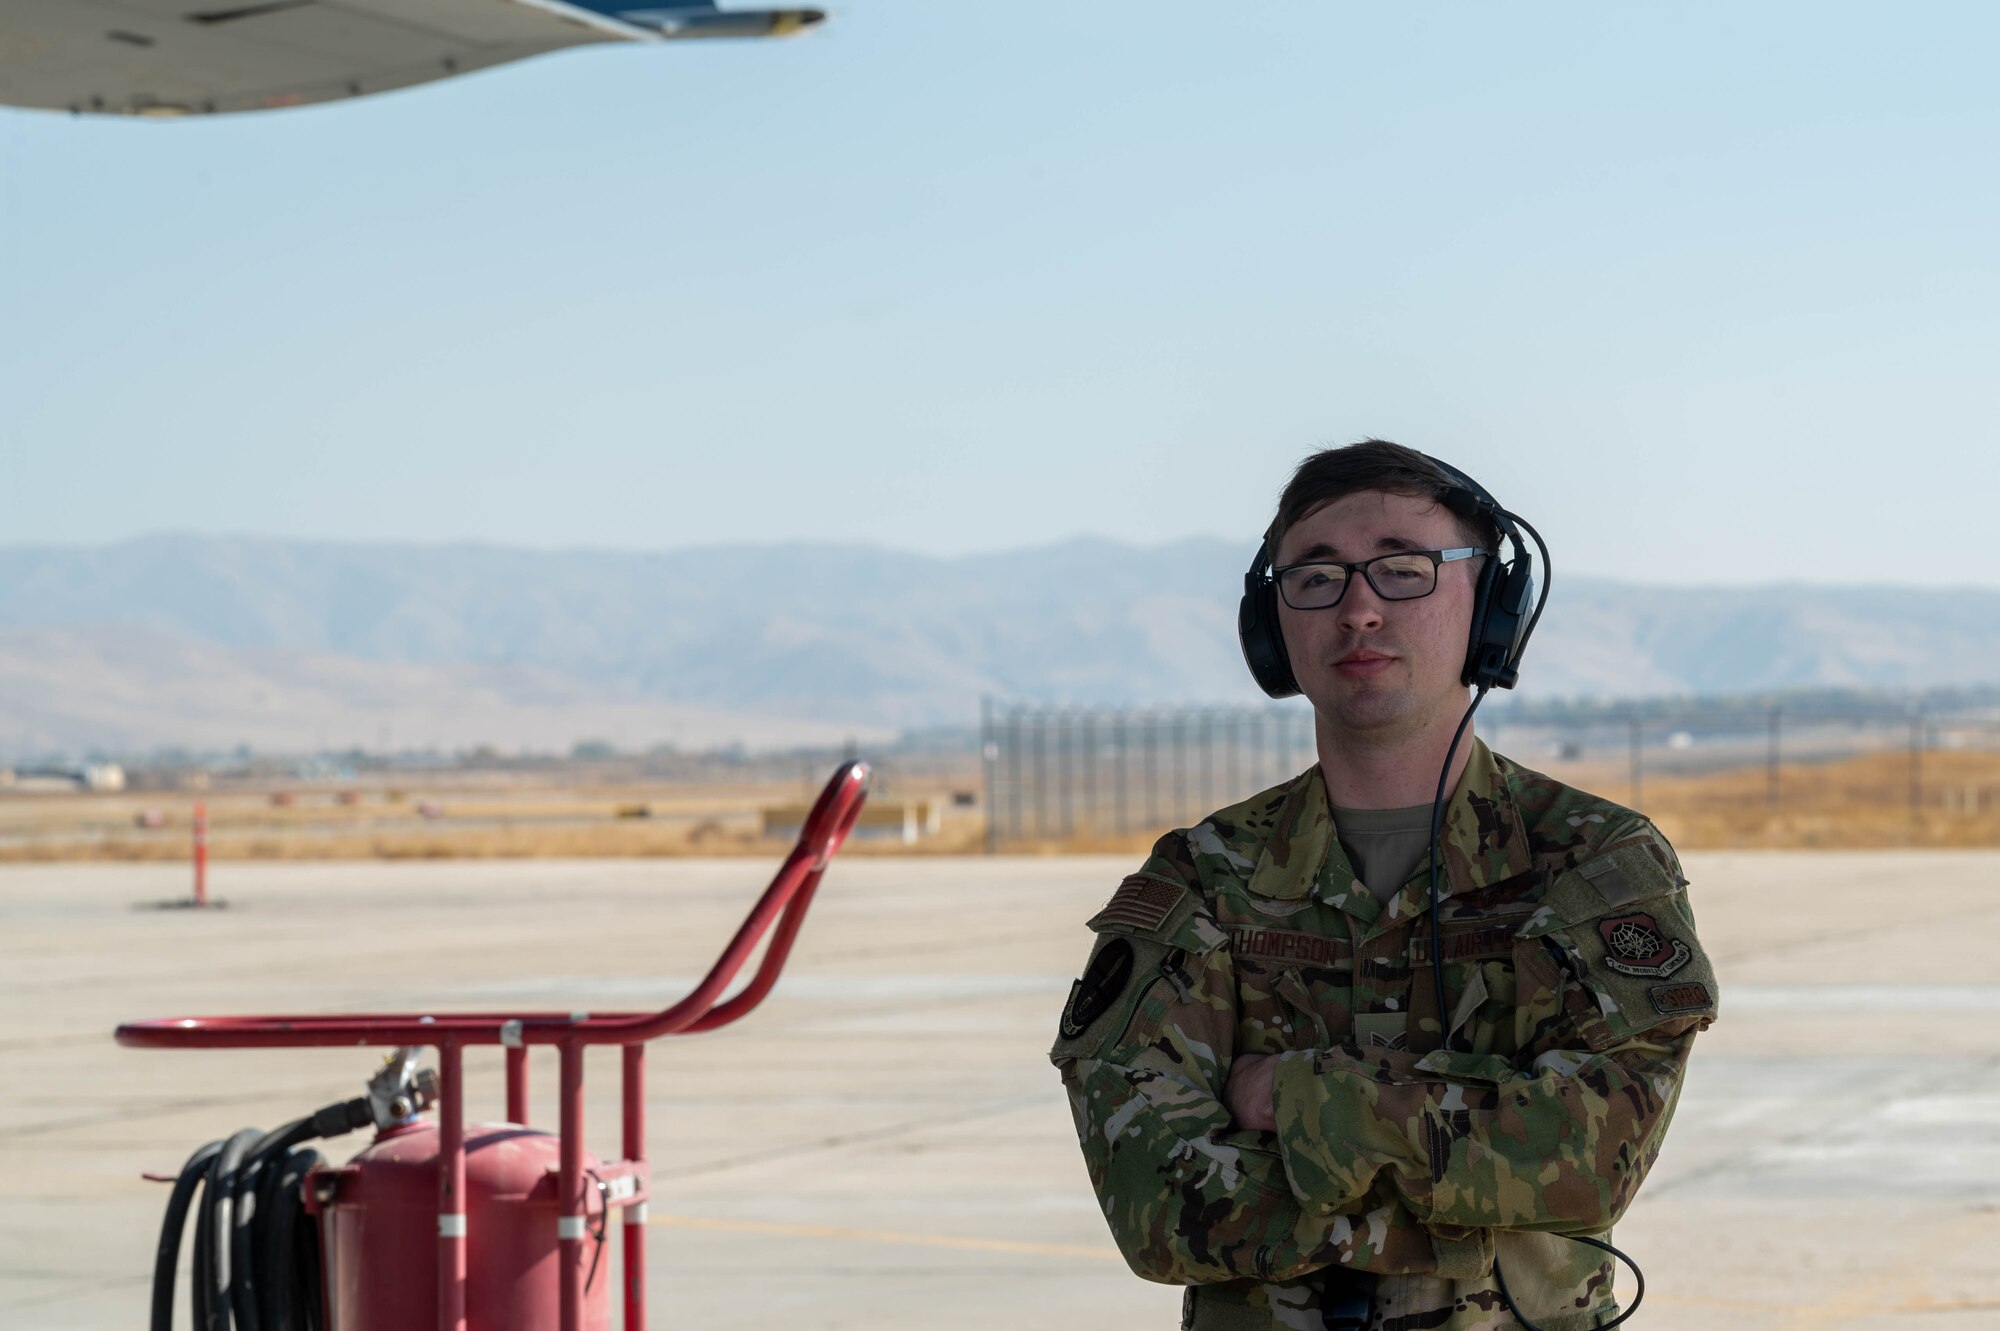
[4,535,1996,757]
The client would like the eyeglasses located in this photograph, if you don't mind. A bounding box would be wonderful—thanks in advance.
[1272,548,1488,610]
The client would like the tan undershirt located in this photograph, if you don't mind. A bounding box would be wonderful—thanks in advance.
[1329,802,1436,904]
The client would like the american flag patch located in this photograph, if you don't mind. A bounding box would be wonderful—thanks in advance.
[1092,875,1186,934]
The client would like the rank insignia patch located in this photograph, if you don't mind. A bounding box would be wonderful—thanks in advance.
[1353,1012,1410,1050]
[1060,938,1134,1039]
[1596,912,1693,978]
[1650,982,1713,1016]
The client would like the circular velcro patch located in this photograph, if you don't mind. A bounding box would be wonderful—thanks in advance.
[1060,938,1135,1039]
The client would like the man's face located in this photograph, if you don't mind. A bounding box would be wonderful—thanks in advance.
[1273,489,1480,743]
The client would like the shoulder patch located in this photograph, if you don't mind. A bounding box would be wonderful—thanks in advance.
[1577,852,1647,907]
[1550,888,1719,1048]
[1059,938,1135,1039]
[1093,875,1185,933]
[1598,913,1694,978]
[1524,840,1686,934]
[1086,872,1228,955]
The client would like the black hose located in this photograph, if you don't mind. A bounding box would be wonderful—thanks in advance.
[231,1118,323,1331]
[254,1144,292,1331]
[151,1098,371,1331]
[190,1145,214,1331]
[582,1169,612,1296]
[228,1130,268,1331]
[204,1129,260,1331]
[150,1141,222,1331]
[259,1145,324,1331]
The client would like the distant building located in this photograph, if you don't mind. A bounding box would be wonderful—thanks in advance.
[761,798,942,846]
[0,763,127,793]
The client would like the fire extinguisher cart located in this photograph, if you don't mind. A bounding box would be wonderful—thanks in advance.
[118,762,870,1331]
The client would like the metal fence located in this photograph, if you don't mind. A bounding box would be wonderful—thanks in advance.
[980,698,2000,849]
[1503,704,2000,814]
[980,701,1318,849]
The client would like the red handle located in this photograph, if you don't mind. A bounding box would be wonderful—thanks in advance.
[115,762,870,1050]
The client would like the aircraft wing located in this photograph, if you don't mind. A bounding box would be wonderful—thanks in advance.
[0,0,822,117]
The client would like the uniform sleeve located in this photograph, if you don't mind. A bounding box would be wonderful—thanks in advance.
[1051,846,1369,1285]
[1269,832,1718,1236]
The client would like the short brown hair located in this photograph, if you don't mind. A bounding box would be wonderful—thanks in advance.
[1272,439,1500,557]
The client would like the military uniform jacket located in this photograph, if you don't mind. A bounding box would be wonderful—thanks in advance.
[1050,740,1718,1331]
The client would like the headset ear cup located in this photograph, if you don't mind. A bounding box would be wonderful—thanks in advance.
[1238,582,1299,699]
[1491,561,1536,687]
[1465,556,1534,689]
[1462,555,1501,687]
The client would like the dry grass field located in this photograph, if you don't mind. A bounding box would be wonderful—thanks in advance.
[0,773,989,863]
[1588,747,2000,850]
[1000,748,2000,856]
[3,747,1995,863]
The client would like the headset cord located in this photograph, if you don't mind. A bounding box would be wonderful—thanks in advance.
[1422,513,1643,1329]
[1426,498,1551,1036]
[1423,690,1646,1330]
[1424,686,1490,1051]
[1497,1236,1647,1329]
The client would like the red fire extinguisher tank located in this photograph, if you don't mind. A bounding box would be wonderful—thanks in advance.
[321,1122,611,1331]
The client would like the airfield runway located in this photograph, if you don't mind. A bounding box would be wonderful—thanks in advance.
[2,851,1997,1330]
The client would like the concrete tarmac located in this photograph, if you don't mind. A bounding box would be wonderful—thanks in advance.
[2,850,1997,1329]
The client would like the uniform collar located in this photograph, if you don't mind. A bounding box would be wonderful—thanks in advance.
[1242,737,1533,925]
[1241,764,1336,902]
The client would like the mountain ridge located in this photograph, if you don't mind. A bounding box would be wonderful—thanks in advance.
[3,534,1995,755]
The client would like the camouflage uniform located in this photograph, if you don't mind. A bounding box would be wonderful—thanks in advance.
[1050,740,1717,1331]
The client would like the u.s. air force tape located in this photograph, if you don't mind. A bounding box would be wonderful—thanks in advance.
[1060,938,1134,1039]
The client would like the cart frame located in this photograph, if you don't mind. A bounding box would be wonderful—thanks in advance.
[117,761,872,1331]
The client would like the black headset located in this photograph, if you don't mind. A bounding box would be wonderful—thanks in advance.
[1237,454,1541,697]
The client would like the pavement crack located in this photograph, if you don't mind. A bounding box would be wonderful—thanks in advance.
[658,1092,1051,1181]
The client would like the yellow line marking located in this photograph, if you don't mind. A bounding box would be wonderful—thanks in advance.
[646,1213,1120,1261]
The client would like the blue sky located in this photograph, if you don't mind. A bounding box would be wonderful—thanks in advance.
[2,1,1996,587]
